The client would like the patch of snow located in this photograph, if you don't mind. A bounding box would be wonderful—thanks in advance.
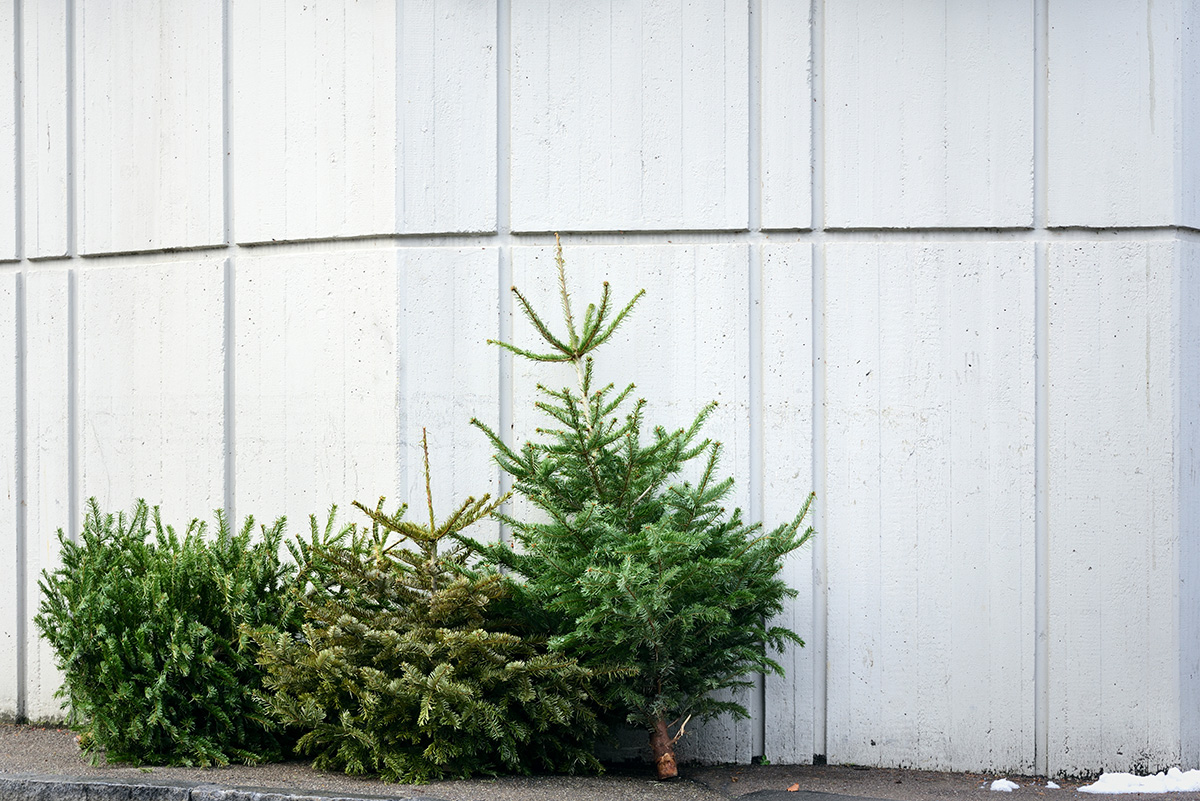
[1078,767,1200,794]
[991,779,1020,792]
[1046,781,1060,789]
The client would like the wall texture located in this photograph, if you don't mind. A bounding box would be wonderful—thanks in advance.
[2,0,1198,779]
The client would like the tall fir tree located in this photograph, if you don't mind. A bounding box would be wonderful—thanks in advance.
[250,431,601,783]
[468,239,814,779]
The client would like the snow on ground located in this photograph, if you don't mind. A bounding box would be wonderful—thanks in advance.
[1046,781,1061,789]
[991,779,1020,792]
[1078,768,1200,794]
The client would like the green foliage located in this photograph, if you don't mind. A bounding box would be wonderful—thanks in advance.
[469,240,814,746]
[250,432,602,784]
[36,498,293,766]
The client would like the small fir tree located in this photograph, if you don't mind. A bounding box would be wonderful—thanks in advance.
[36,500,293,766]
[469,239,815,779]
[250,431,601,783]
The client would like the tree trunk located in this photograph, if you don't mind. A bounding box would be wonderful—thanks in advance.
[649,717,678,780]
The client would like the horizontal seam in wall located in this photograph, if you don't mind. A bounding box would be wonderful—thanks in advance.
[3,225,1200,269]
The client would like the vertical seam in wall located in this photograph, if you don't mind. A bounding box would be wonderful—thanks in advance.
[14,0,24,261]
[222,0,236,524]
[224,255,235,523]
[1173,239,1188,764]
[66,0,76,260]
[67,269,77,542]
[809,0,829,763]
[222,0,233,249]
[15,273,27,722]
[13,0,27,721]
[65,0,78,544]
[1033,0,1050,776]
[395,255,407,502]
[394,2,407,504]
[496,0,513,544]
[395,2,405,233]
[1173,1,1184,228]
[748,0,766,760]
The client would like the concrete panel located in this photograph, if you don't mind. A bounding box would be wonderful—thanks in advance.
[1047,241,1183,775]
[20,0,70,259]
[1181,240,1200,768]
[233,0,496,242]
[235,249,396,537]
[396,0,497,235]
[79,0,223,254]
[760,244,815,763]
[1047,1,1179,227]
[1183,3,1200,230]
[21,269,70,721]
[232,0,396,242]
[510,1,749,232]
[511,243,753,763]
[77,260,224,517]
[760,1,812,230]
[0,2,16,260]
[396,247,500,542]
[824,242,1035,772]
[824,0,1033,228]
[0,273,17,717]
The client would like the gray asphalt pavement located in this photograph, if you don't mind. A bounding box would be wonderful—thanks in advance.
[0,723,1179,801]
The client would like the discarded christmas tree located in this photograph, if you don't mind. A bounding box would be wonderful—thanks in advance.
[37,500,293,767]
[250,431,601,783]
[468,240,814,779]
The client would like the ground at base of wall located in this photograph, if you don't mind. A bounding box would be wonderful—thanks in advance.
[0,724,1180,801]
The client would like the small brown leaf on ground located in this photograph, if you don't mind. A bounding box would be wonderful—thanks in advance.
[787,783,800,792]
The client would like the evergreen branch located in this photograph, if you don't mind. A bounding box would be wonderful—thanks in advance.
[514,284,574,357]
[599,383,636,419]
[422,430,436,534]
[470,418,529,475]
[438,493,510,539]
[613,400,650,503]
[581,302,598,346]
[577,283,612,353]
[487,337,574,364]
[554,234,580,350]
[589,287,645,351]
[534,497,596,554]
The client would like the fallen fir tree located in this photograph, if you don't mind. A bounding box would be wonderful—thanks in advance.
[467,240,814,779]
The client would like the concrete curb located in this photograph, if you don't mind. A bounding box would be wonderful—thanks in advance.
[0,777,448,801]
[0,775,874,801]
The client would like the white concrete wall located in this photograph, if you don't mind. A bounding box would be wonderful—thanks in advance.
[78,260,226,515]
[824,242,1036,771]
[19,0,69,260]
[79,2,225,254]
[1,0,1197,778]
[824,0,1033,228]
[1047,241,1185,775]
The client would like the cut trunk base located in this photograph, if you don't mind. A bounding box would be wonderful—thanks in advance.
[649,717,678,780]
